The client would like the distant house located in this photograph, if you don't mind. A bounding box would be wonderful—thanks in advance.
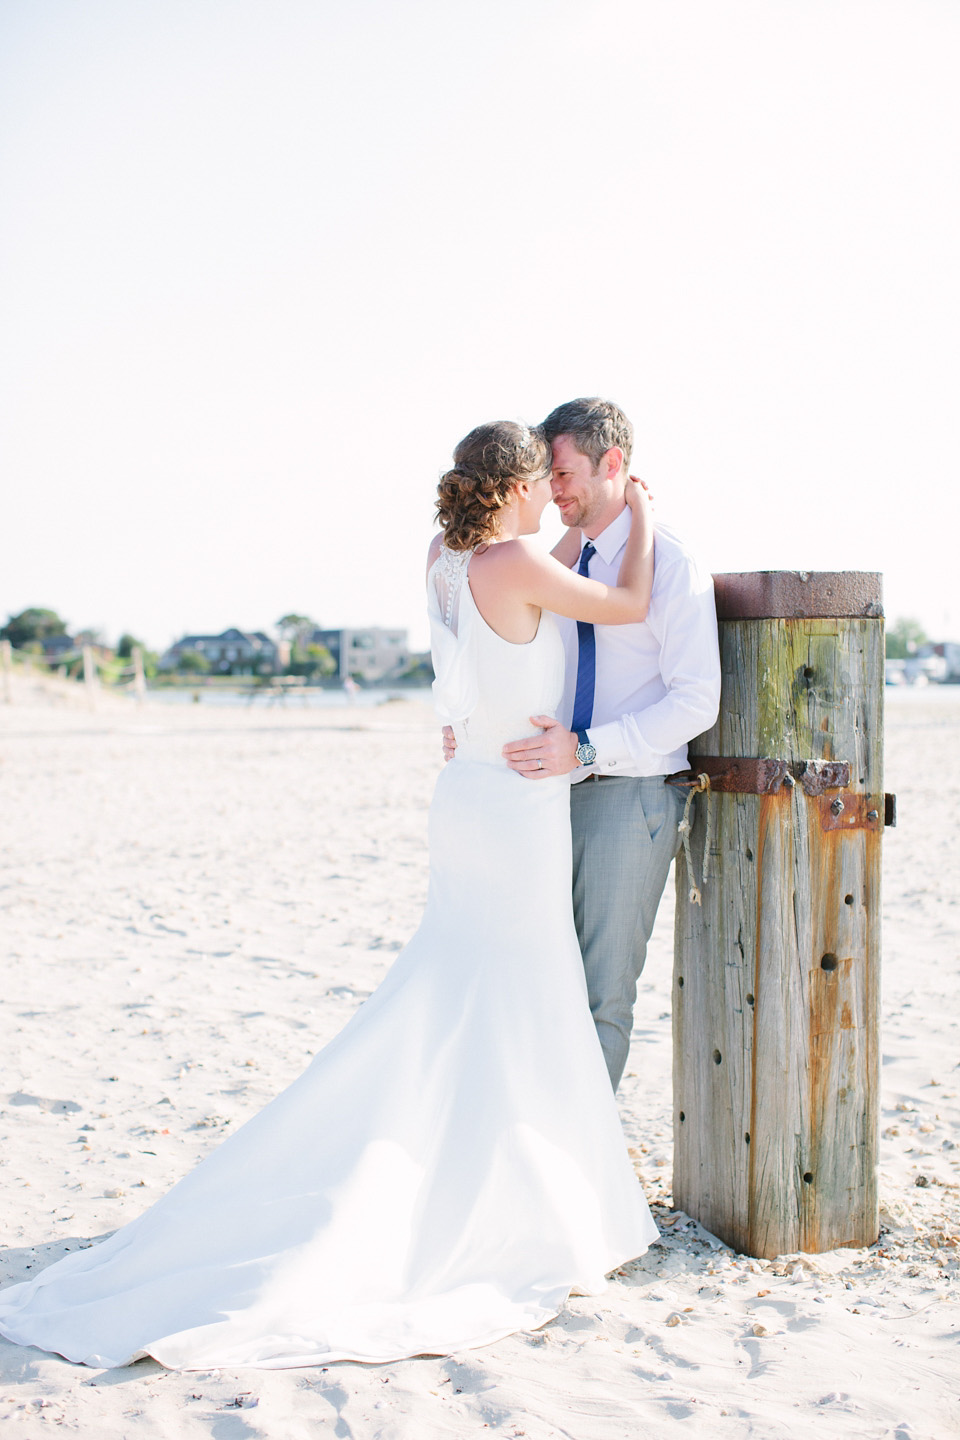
[921,641,960,683]
[42,633,78,658]
[309,627,409,683]
[887,641,960,686]
[159,628,282,675]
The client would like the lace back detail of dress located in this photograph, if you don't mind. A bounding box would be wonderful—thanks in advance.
[433,545,472,636]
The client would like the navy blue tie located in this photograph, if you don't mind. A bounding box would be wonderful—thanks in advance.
[571,542,597,733]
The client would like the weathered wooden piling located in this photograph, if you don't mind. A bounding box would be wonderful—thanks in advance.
[673,572,888,1258]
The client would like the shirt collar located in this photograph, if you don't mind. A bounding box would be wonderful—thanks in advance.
[582,505,631,565]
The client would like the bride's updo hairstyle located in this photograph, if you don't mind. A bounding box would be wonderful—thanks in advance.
[436,421,551,552]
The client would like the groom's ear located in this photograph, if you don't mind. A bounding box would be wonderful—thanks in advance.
[602,447,625,481]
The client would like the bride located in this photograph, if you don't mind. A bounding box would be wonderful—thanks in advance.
[0,420,658,1371]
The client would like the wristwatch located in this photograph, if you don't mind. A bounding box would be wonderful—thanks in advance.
[575,729,597,767]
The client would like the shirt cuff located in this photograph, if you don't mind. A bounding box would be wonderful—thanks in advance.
[584,721,633,771]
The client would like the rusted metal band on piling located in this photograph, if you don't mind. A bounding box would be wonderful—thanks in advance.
[712,571,883,621]
[668,757,850,796]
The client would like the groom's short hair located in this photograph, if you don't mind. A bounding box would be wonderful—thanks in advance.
[542,398,633,472]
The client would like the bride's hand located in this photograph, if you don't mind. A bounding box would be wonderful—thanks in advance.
[625,474,653,512]
[502,715,580,777]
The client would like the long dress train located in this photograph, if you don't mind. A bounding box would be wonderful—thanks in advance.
[0,547,658,1369]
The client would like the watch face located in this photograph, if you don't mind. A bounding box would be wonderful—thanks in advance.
[577,742,597,765]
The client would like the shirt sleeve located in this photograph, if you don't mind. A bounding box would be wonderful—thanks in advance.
[586,554,721,771]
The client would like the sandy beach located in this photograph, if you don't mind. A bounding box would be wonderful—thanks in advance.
[0,683,957,1439]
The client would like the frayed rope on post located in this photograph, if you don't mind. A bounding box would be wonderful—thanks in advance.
[678,772,712,905]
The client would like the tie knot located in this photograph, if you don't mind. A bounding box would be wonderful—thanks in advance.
[578,541,596,575]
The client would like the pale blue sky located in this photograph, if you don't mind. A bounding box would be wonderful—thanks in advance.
[2,0,957,650]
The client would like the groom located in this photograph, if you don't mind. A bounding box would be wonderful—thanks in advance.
[449,397,721,1091]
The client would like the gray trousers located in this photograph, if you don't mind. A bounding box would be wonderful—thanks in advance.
[570,775,684,1092]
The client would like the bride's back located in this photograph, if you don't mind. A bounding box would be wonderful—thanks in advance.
[428,546,565,768]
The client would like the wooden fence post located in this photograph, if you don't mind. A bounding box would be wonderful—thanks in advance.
[132,645,147,704]
[1,640,11,704]
[673,572,887,1258]
[82,645,99,710]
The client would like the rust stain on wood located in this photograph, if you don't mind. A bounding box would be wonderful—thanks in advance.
[746,790,794,1256]
[808,954,853,1037]
[801,812,881,1253]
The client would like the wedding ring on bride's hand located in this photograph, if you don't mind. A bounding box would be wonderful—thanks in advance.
[536,758,543,770]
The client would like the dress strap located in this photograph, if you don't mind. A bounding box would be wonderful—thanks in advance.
[433,546,472,635]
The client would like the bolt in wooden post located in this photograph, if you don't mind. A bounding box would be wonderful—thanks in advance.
[673,572,885,1258]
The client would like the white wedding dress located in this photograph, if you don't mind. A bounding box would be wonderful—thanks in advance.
[0,547,657,1370]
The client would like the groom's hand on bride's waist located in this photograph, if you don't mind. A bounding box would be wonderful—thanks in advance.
[442,726,457,762]
[503,716,579,778]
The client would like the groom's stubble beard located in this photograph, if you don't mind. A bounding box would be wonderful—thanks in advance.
[553,477,619,532]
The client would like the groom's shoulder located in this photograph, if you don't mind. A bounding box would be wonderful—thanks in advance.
[653,522,703,570]
[652,523,713,596]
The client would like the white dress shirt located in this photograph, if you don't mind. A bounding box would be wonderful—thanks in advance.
[557,508,721,782]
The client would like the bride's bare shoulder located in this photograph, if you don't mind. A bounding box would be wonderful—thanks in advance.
[472,537,541,570]
[468,541,550,611]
